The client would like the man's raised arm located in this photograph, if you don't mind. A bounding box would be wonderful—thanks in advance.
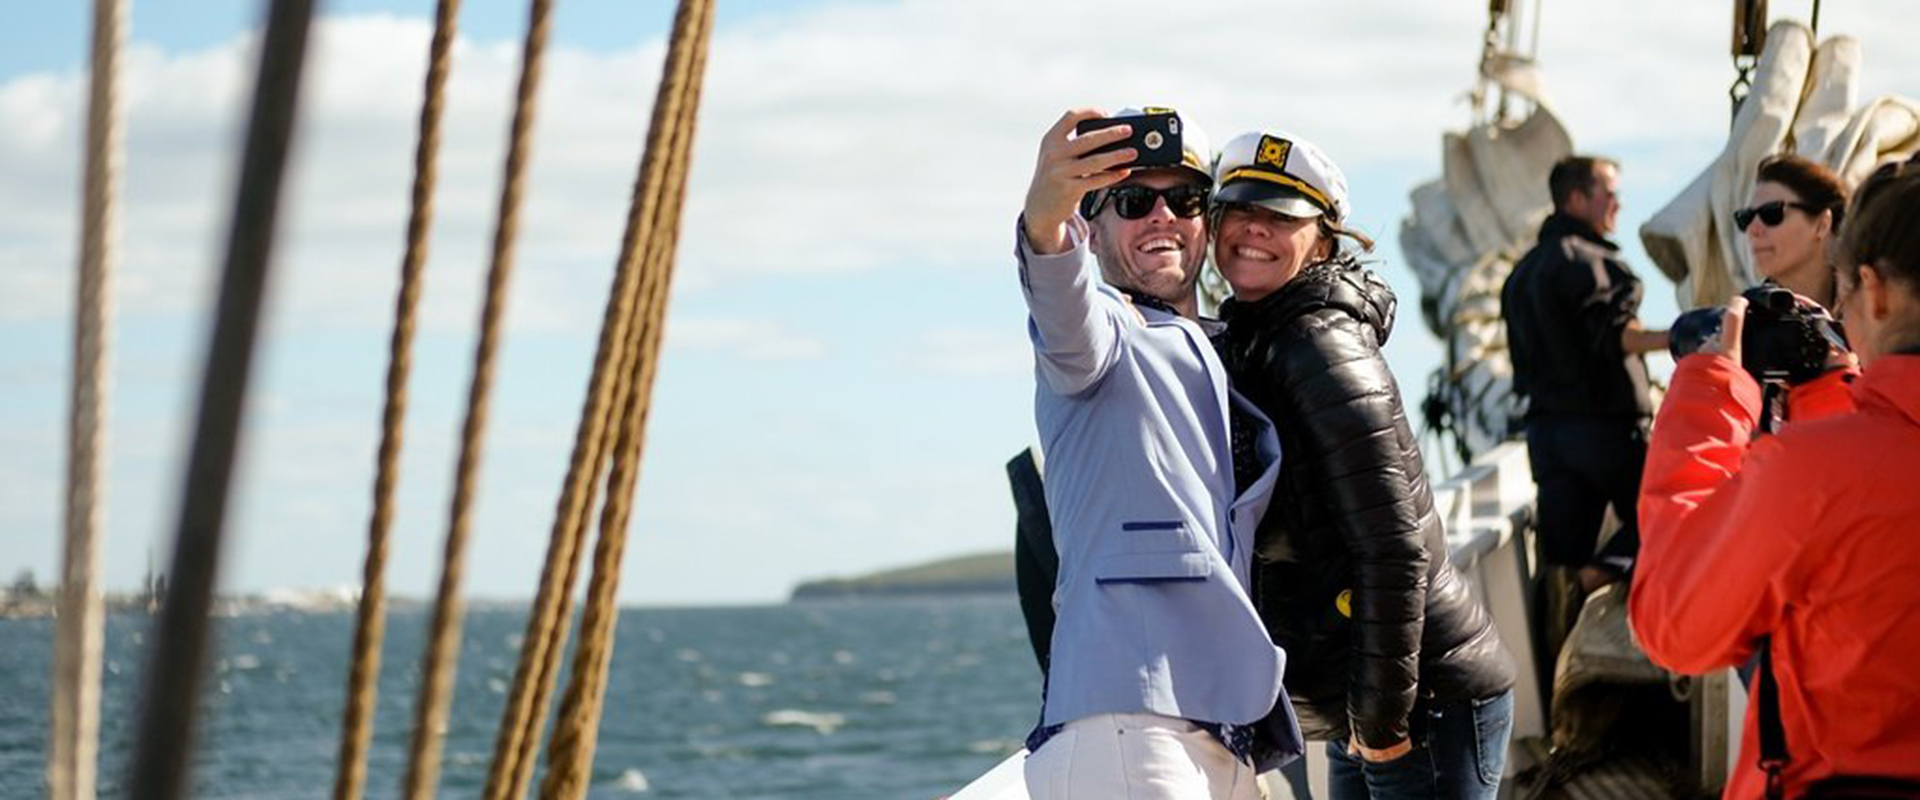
[1018,109,1135,396]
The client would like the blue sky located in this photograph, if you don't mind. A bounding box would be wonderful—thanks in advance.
[3,1,1914,605]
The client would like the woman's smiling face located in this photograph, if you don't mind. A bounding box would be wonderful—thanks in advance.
[1214,202,1331,303]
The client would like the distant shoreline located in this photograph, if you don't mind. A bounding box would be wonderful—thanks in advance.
[0,587,363,619]
[2,549,1022,618]
[788,550,1015,602]
[0,592,1024,620]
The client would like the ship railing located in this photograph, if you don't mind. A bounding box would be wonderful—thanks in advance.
[1430,439,1742,795]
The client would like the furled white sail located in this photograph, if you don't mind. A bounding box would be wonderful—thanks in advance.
[1399,57,1571,461]
[1641,20,1920,310]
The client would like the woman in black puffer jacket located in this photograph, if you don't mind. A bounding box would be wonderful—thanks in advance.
[1208,130,1515,800]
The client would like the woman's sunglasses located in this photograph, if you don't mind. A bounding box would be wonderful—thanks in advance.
[1733,199,1815,232]
[1089,184,1211,220]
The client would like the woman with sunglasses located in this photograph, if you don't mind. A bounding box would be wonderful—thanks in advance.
[1208,129,1515,800]
[1632,156,1920,799]
[1737,155,1850,308]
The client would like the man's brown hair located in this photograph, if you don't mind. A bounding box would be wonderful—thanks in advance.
[1548,155,1620,210]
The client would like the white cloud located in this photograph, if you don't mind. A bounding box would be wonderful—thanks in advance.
[5,2,1917,328]
[7,1,1919,603]
[667,316,827,361]
[910,327,1032,378]
[0,258,70,323]
[625,461,1014,604]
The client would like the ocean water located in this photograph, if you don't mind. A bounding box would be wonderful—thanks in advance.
[0,597,1039,799]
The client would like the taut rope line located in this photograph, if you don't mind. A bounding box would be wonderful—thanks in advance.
[540,2,713,796]
[50,1,123,798]
[481,1,715,796]
[124,3,318,798]
[332,2,462,800]
[398,0,554,798]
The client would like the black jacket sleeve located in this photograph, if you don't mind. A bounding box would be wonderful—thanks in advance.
[1259,310,1430,748]
[1557,243,1642,361]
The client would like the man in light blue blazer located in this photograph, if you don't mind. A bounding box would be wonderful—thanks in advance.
[1016,106,1301,800]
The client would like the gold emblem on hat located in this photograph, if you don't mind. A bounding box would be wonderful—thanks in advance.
[1256,135,1292,171]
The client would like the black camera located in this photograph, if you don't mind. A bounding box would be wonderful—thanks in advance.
[1669,285,1848,385]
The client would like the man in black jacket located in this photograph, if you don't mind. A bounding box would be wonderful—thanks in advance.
[1500,155,1669,666]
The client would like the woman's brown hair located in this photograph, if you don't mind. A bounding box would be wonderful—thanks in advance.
[1757,154,1849,232]
[1317,218,1376,260]
[1832,154,1920,288]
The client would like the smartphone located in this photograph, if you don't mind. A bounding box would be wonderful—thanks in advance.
[1073,111,1184,170]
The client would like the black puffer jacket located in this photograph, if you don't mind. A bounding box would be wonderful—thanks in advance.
[1216,257,1515,749]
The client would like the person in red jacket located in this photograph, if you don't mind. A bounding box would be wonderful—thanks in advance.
[1631,156,1920,800]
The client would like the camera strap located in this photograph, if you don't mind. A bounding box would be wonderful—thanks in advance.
[1758,637,1789,800]
[1754,384,1790,800]
[1759,380,1790,435]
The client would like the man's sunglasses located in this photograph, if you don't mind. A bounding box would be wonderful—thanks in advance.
[1088,184,1211,220]
[1733,199,1816,232]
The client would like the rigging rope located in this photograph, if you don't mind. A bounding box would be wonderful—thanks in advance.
[477,0,714,795]
[124,3,317,798]
[539,2,714,797]
[50,1,123,799]
[398,0,553,797]
[332,2,461,800]
[1730,0,1769,123]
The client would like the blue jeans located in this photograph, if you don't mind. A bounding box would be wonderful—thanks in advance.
[1325,689,1513,800]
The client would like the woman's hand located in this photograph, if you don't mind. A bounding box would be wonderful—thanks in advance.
[1702,292,1853,375]
[1700,295,1750,362]
[1349,737,1412,764]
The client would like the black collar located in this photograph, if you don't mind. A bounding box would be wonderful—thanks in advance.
[1539,212,1619,251]
[1119,288,1181,317]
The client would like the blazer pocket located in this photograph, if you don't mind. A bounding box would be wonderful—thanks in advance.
[1093,551,1212,583]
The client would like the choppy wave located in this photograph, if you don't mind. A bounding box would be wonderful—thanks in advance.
[761,709,846,734]
[0,597,1036,799]
[614,768,651,792]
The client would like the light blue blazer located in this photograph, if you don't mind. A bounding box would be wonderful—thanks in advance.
[1017,218,1289,728]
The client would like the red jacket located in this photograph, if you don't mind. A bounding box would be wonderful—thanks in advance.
[1633,354,1920,800]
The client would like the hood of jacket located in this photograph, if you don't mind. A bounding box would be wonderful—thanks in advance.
[1218,255,1397,347]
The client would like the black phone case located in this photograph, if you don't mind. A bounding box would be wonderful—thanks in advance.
[1074,113,1183,169]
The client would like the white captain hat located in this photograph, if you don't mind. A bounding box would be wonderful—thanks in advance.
[1212,129,1349,221]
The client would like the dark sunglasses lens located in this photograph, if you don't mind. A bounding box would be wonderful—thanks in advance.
[1736,201,1789,232]
[1166,187,1209,218]
[1108,186,1209,219]
[1110,187,1155,219]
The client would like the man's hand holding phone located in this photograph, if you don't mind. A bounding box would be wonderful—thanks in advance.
[1023,109,1137,255]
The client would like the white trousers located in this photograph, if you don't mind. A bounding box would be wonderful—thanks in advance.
[1023,713,1262,800]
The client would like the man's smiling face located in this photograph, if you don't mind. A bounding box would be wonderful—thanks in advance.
[1087,169,1209,307]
